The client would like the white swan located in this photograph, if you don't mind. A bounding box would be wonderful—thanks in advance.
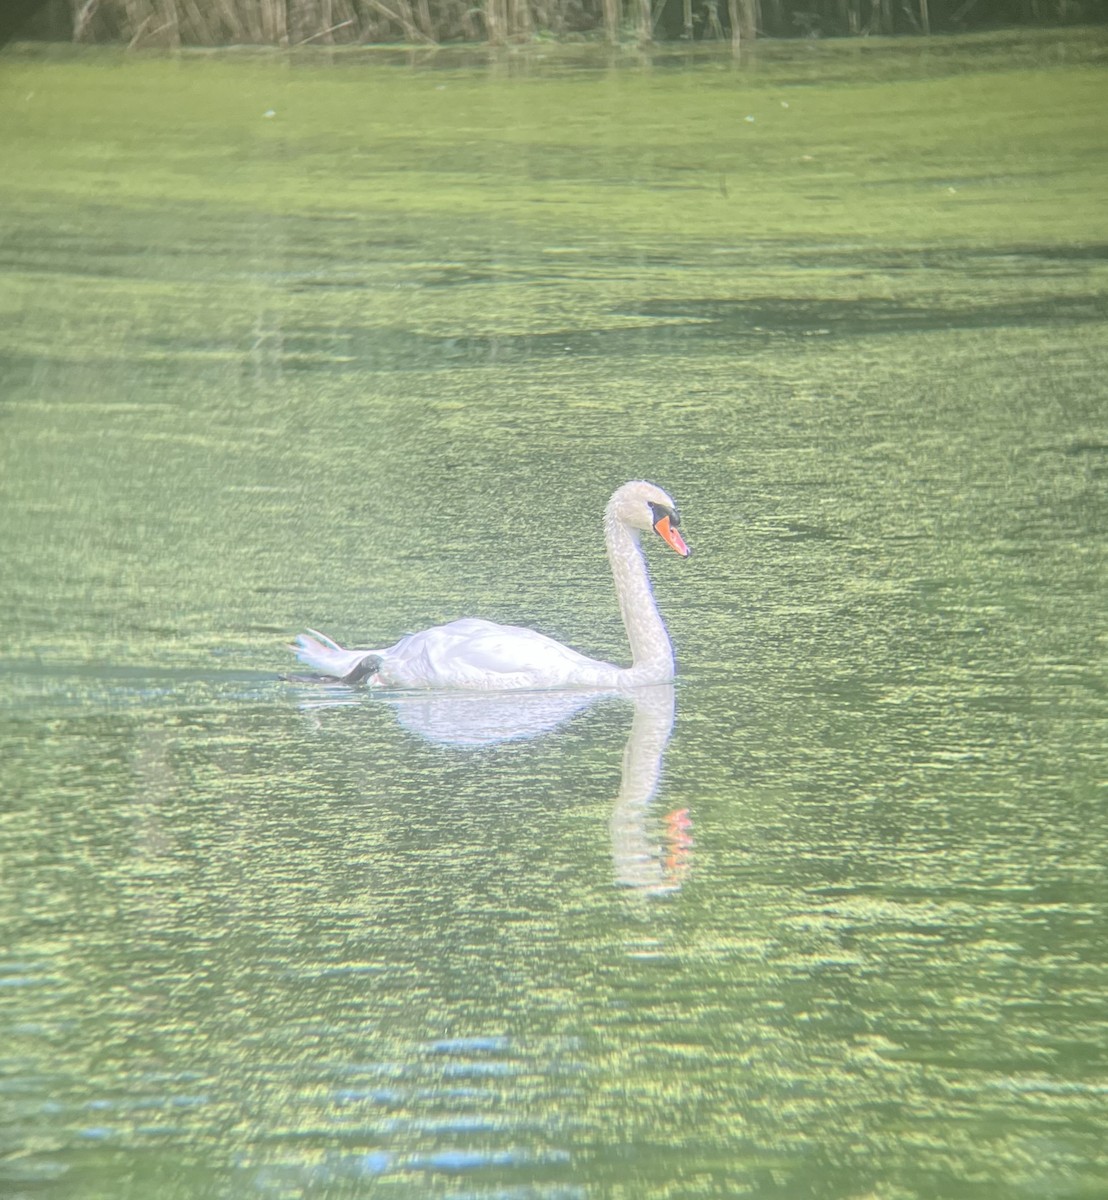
[291,480,690,692]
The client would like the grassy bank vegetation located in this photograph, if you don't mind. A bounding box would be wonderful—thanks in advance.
[18,0,1105,48]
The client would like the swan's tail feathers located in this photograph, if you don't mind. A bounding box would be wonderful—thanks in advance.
[291,630,383,685]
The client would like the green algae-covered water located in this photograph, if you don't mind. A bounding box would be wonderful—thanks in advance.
[1,31,1106,1199]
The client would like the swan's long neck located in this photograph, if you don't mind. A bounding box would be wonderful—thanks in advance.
[605,511,675,685]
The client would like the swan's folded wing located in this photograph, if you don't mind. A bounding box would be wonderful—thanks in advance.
[387,619,612,689]
[456,624,597,675]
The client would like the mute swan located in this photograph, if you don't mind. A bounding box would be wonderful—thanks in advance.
[291,480,690,691]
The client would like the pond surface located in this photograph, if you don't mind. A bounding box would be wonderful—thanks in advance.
[1,31,1106,1200]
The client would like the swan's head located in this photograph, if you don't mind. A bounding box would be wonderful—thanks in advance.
[607,481,691,557]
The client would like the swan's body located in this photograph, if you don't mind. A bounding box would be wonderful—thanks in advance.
[292,480,690,692]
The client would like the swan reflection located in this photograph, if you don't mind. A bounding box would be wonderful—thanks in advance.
[295,682,690,895]
[385,688,603,748]
[609,684,690,895]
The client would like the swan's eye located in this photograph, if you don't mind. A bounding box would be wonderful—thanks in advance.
[648,501,679,529]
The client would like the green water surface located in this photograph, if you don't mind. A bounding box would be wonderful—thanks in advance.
[1,31,1106,1200]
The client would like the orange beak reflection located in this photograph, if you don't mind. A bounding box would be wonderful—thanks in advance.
[654,513,691,557]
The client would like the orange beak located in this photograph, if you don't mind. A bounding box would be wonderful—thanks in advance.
[654,513,691,557]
